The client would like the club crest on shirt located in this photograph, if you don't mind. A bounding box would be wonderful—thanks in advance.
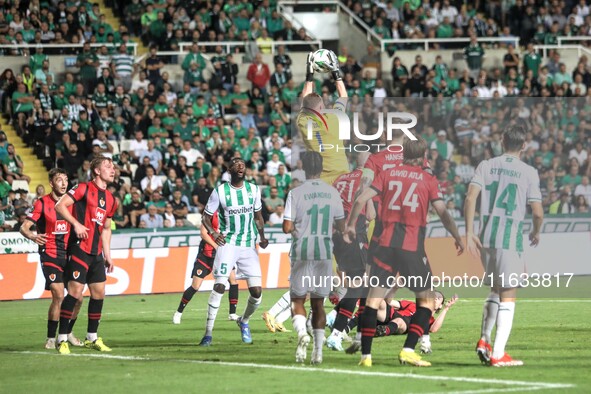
[49,273,56,281]
[196,269,202,276]
[93,207,106,225]
[99,197,105,208]
[53,220,68,234]
[73,271,80,279]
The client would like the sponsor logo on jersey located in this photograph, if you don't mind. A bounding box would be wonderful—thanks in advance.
[53,220,68,234]
[92,207,106,225]
[49,273,56,281]
[68,185,78,195]
[73,271,80,279]
[227,206,253,215]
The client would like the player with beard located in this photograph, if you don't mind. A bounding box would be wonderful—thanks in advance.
[20,168,84,349]
[199,157,269,346]
[54,156,118,354]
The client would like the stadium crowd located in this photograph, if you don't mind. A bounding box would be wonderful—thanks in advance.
[0,0,590,232]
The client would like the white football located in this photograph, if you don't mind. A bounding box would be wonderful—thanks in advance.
[311,49,334,73]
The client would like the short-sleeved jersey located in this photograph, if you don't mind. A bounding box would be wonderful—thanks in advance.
[26,194,73,261]
[296,98,350,184]
[332,168,363,214]
[204,181,262,248]
[470,154,542,252]
[199,211,219,258]
[364,149,431,180]
[284,179,345,261]
[371,164,443,251]
[66,181,118,255]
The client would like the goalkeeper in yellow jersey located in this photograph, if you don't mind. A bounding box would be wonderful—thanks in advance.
[296,50,350,185]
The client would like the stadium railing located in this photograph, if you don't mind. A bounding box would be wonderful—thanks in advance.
[176,40,322,54]
[0,42,138,56]
[558,36,591,45]
[380,37,521,52]
[533,44,591,60]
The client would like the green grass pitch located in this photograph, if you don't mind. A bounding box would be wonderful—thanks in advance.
[1,289,590,393]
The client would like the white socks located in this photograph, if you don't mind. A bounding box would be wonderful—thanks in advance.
[269,291,290,317]
[481,292,500,343]
[241,295,262,324]
[292,314,307,337]
[205,290,223,336]
[492,301,515,359]
[86,332,97,342]
[313,329,324,352]
[58,334,67,343]
[275,307,291,324]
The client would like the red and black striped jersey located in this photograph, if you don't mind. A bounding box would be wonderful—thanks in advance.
[370,164,442,252]
[199,211,219,258]
[389,300,435,326]
[66,181,118,255]
[333,169,363,215]
[26,194,72,261]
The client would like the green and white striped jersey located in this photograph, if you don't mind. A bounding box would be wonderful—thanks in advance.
[284,179,345,260]
[204,181,262,247]
[112,53,134,77]
[470,154,542,252]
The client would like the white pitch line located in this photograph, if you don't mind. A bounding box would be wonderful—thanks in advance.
[8,351,575,391]
[416,387,559,394]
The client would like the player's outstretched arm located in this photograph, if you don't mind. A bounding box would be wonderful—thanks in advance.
[302,51,315,97]
[326,50,347,98]
[430,294,458,333]
[432,200,464,255]
[463,183,482,258]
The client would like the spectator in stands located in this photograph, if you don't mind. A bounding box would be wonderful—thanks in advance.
[575,176,591,205]
[125,190,147,228]
[463,35,485,80]
[549,191,575,214]
[247,53,271,94]
[431,130,455,161]
[130,130,149,161]
[140,165,163,197]
[267,204,284,226]
[191,177,211,213]
[171,189,188,219]
[2,144,30,183]
[139,139,163,173]
[179,139,204,167]
[264,186,283,214]
[139,204,164,229]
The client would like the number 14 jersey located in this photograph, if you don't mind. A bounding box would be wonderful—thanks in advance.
[470,154,542,252]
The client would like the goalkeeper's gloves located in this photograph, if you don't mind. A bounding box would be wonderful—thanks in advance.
[327,50,343,81]
[306,51,315,82]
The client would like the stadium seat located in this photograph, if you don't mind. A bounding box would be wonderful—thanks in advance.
[121,176,131,187]
[186,213,202,227]
[108,141,120,155]
[12,180,30,194]
[129,164,138,178]
[120,139,132,153]
[158,175,167,185]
